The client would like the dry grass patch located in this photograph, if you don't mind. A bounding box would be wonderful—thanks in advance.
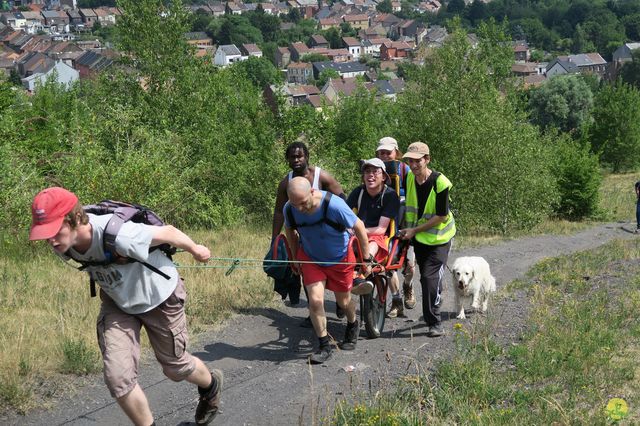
[0,226,275,413]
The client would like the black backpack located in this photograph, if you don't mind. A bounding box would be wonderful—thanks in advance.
[67,200,176,297]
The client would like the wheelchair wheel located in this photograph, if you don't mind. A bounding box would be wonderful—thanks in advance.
[362,277,387,339]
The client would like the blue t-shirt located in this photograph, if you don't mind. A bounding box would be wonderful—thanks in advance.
[284,191,357,263]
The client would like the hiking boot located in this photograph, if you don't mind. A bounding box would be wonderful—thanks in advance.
[403,283,416,309]
[338,320,359,351]
[386,298,404,318]
[195,369,223,425]
[351,277,374,295]
[299,316,313,328]
[336,305,346,319]
[427,324,444,337]
[309,345,332,364]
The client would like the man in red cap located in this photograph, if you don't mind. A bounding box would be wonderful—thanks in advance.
[30,187,222,426]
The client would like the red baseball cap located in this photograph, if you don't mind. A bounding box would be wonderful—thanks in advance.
[29,187,79,241]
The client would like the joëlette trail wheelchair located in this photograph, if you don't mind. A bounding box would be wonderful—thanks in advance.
[350,159,409,338]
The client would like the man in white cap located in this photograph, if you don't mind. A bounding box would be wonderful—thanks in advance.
[375,137,416,315]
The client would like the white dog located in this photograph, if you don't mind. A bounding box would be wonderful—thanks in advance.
[451,256,496,320]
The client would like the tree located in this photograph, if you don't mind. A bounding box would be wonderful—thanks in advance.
[619,50,640,89]
[376,0,392,13]
[528,75,594,135]
[589,82,640,172]
[301,53,330,63]
[397,20,559,233]
[323,27,342,49]
[447,0,466,15]
[232,56,282,88]
[316,68,340,88]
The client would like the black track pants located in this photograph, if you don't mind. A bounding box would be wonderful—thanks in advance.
[413,240,452,327]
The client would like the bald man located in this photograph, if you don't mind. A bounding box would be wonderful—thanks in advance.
[284,177,371,364]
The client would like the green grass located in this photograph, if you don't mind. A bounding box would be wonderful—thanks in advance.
[332,238,640,425]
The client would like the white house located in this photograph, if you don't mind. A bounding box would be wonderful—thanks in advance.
[22,60,79,92]
[213,44,244,67]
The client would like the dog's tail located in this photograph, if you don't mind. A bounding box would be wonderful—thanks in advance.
[488,275,497,292]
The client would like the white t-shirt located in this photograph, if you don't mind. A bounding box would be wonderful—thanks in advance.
[66,214,179,314]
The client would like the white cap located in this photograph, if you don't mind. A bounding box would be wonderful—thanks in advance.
[377,136,399,152]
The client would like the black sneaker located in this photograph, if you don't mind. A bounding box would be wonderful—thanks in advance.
[336,305,346,319]
[351,277,374,295]
[338,321,359,351]
[195,369,223,425]
[427,324,444,337]
[299,316,313,328]
[309,345,332,364]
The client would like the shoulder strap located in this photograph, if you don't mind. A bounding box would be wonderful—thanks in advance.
[285,203,297,230]
[356,186,364,214]
[321,192,347,232]
[287,171,293,181]
[312,167,321,189]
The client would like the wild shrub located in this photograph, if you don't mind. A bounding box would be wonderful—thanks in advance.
[551,136,602,220]
[60,337,101,375]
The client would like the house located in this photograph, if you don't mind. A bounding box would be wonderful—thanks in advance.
[321,77,359,103]
[265,83,321,108]
[308,34,328,49]
[241,43,262,58]
[22,59,79,92]
[213,44,244,66]
[342,36,361,59]
[380,40,413,60]
[424,25,448,48]
[545,58,579,77]
[391,1,401,12]
[185,32,213,48]
[325,48,352,62]
[46,41,84,65]
[362,37,389,57]
[312,60,368,79]
[260,3,276,15]
[396,19,423,40]
[287,61,313,84]
[513,41,530,62]
[289,41,310,61]
[94,7,117,26]
[74,49,113,79]
[276,46,291,69]
[66,9,83,28]
[612,42,640,64]
[226,2,244,15]
[20,11,44,34]
[17,51,53,77]
[365,79,399,99]
[511,62,538,77]
[359,24,388,40]
[78,8,98,28]
[343,13,369,30]
[1,12,27,31]
[209,3,226,17]
[319,17,341,30]
[548,53,607,77]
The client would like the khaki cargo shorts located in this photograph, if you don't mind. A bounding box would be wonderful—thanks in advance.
[97,279,196,398]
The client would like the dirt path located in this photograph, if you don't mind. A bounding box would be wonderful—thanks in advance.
[4,222,636,426]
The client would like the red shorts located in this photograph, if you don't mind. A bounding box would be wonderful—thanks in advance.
[298,247,355,293]
[369,234,389,264]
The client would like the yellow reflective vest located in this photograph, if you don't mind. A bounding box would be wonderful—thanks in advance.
[404,171,456,246]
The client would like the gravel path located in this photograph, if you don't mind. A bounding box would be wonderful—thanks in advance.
[4,222,636,426]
